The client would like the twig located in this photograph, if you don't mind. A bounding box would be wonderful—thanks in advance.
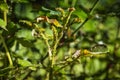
[113,19,120,57]
[0,0,13,66]
[64,8,75,30]
[33,24,52,60]
[0,35,13,66]
[72,18,89,35]
[40,33,52,60]
[115,22,120,40]
[72,0,99,36]
[55,59,79,73]
[3,0,7,24]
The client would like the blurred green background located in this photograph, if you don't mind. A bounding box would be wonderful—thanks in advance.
[0,0,120,80]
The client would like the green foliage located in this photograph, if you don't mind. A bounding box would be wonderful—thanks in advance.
[17,58,32,67]
[0,1,8,12]
[0,19,7,30]
[0,0,120,80]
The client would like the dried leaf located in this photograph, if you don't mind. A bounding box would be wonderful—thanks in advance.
[36,16,49,23]
[49,19,62,28]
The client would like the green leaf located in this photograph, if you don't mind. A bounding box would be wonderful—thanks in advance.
[17,58,32,67]
[0,66,14,75]
[42,7,60,15]
[0,18,7,30]
[11,0,29,3]
[18,0,29,3]
[0,2,8,12]
[41,6,51,11]
[29,66,36,71]
[17,38,34,47]
[73,10,87,20]
[91,44,108,52]
[50,11,60,16]
[19,20,32,27]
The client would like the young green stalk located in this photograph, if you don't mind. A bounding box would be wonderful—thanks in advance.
[1,0,13,66]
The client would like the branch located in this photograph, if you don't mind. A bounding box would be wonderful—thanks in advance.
[72,0,100,36]
[0,0,13,66]
[3,0,7,25]
[0,35,13,66]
